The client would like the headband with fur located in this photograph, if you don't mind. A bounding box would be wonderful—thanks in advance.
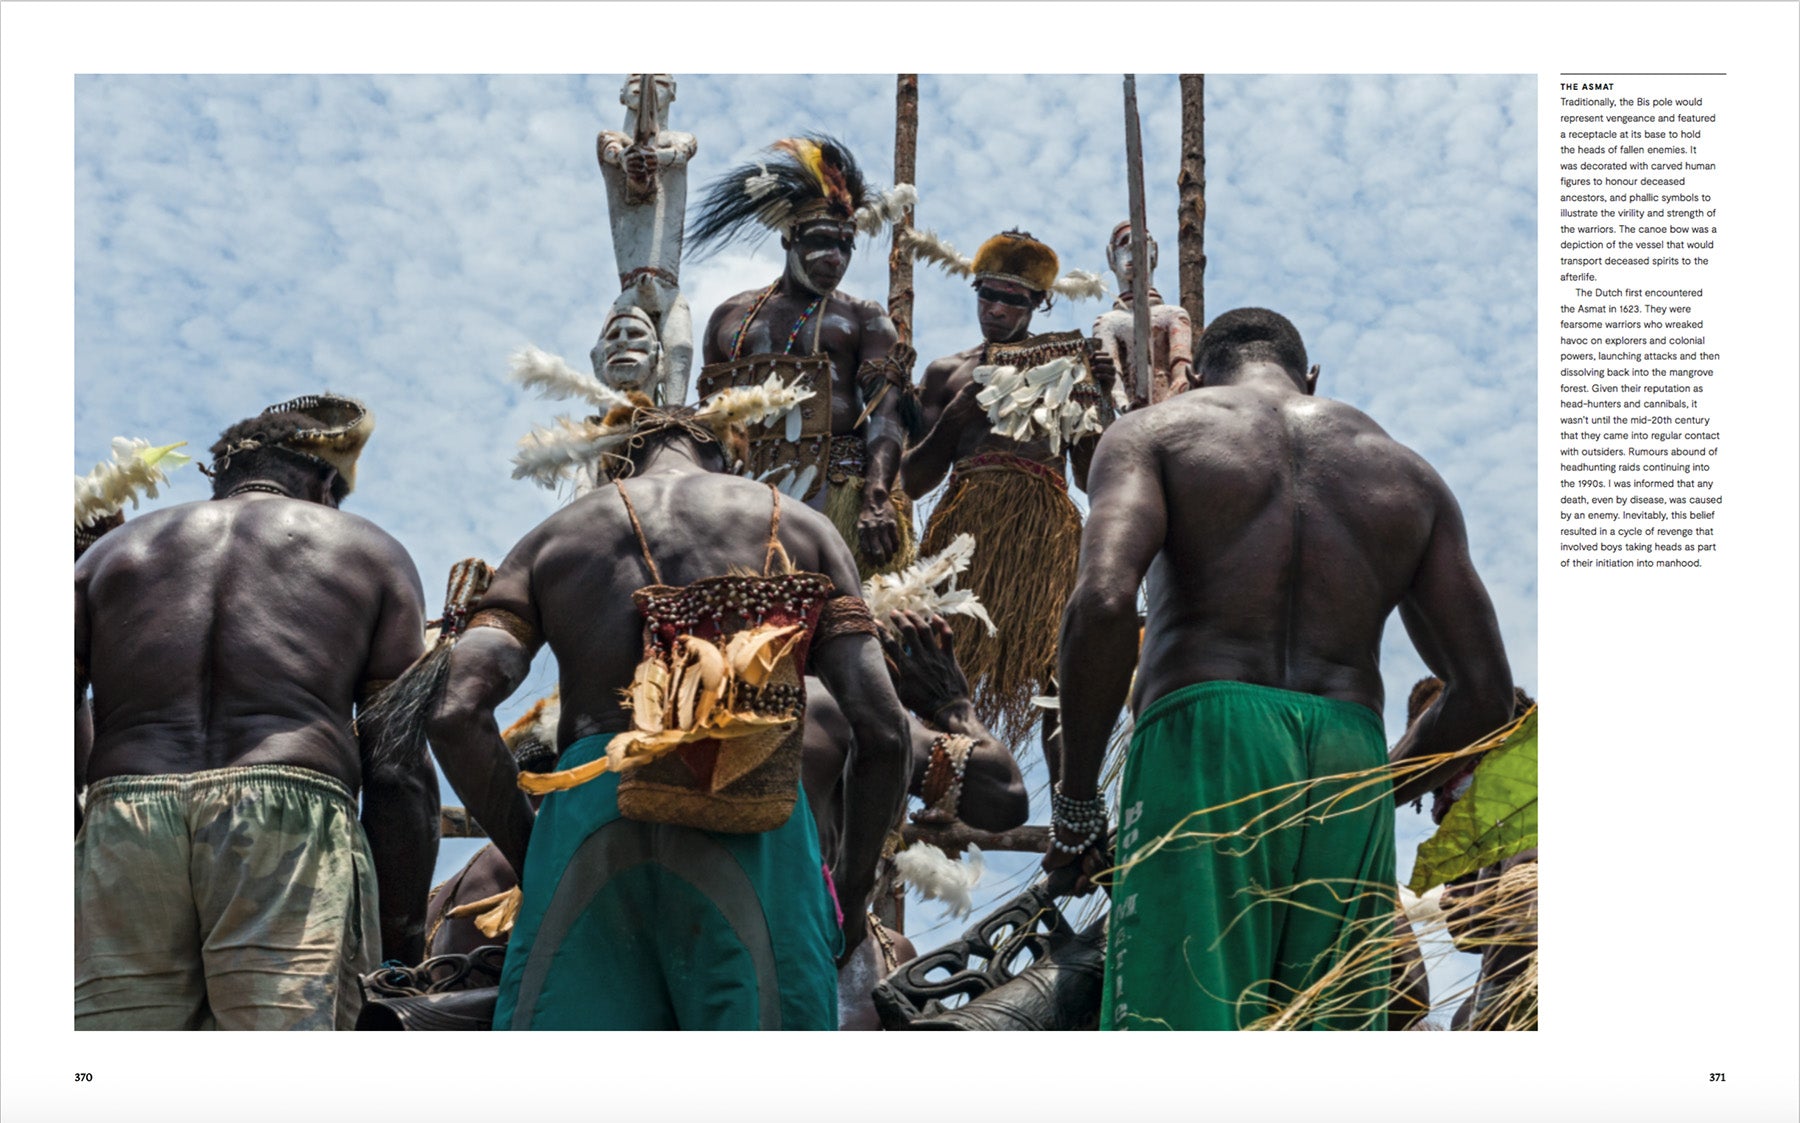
[899,227,1107,302]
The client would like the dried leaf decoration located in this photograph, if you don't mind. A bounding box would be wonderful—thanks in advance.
[1407,708,1538,895]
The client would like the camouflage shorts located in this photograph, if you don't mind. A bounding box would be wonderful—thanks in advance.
[75,764,379,1030]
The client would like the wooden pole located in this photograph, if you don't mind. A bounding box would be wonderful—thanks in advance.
[887,74,920,348]
[1123,76,1153,400]
[1178,74,1207,332]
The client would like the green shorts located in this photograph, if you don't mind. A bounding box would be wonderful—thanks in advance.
[1103,682,1397,1031]
[75,764,378,1030]
[495,732,842,1030]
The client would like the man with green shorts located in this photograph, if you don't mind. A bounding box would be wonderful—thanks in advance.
[1049,309,1514,1030]
[75,396,435,1029]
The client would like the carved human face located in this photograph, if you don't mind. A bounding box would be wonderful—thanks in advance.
[784,219,855,295]
[592,309,661,391]
[1107,222,1158,284]
[975,278,1037,343]
[620,74,676,119]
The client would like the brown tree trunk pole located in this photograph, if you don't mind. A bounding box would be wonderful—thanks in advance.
[901,821,1052,856]
[1178,74,1207,332]
[1123,75,1153,399]
[887,74,920,348]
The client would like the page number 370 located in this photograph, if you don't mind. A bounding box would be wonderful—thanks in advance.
[74,1073,93,1082]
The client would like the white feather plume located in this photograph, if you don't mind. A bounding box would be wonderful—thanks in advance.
[696,372,815,430]
[894,842,985,918]
[510,415,630,489]
[510,344,634,413]
[855,183,918,236]
[75,438,191,527]
[1052,268,1109,302]
[862,533,997,637]
[897,226,973,277]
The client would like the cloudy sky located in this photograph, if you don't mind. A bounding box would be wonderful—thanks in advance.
[72,73,1534,1014]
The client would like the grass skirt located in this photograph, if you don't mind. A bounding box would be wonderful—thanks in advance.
[919,453,1081,745]
[827,474,917,582]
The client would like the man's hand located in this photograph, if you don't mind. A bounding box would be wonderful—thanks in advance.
[880,611,970,721]
[1042,835,1113,898]
[857,493,900,566]
[1089,348,1120,392]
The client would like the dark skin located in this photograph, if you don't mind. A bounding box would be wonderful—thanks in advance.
[426,432,913,964]
[802,610,1029,865]
[73,469,435,962]
[428,611,1024,997]
[1049,341,1513,891]
[701,218,905,564]
[902,277,1116,499]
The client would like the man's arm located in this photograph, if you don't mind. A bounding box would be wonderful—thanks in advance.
[808,528,911,961]
[1388,483,1515,806]
[424,552,543,876]
[1049,415,1166,883]
[356,539,436,964]
[699,299,734,366]
[881,611,1027,830]
[899,357,983,497]
[75,566,91,831]
[854,301,904,565]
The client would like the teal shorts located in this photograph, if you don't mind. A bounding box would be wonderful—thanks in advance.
[494,733,842,1030]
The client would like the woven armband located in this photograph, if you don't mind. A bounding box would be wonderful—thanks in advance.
[467,608,542,650]
[812,594,879,651]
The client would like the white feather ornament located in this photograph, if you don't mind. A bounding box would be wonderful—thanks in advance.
[510,416,629,489]
[862,533,997,637]
[894,842,985,918]
[509,344,634,413]
[896,227,974,277]
[854,183,918,236]
[1051,268,1109,302]
[75,438,192,527]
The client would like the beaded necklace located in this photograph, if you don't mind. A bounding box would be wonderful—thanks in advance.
[729,283,826,360]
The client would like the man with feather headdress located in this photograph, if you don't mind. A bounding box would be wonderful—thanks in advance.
[689,135,919,582]
[899,227,1113,749]
[74,395,436,1030]
[430,385,914,1030]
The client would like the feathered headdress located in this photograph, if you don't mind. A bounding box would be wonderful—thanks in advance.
[510,369,816,490]
[862,533,997,637]
[75,437,191,530]
[689,134,916,255]
[899,227,1107,302]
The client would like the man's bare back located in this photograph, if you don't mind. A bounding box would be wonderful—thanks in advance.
[1113,380,1445,715]
[76,494,426,790]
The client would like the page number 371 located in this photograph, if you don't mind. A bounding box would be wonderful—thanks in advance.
[1709,1073,1726,1082]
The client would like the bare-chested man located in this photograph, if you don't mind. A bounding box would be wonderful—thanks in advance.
[1049,308,1513,1031]
[74,396,435,1030]
[689,135,916,580]
[903,228,1114,745]
[427,399,913,1030]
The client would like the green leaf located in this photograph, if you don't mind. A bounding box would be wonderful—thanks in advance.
[1407,709,1537,895]
[137,441,192,471]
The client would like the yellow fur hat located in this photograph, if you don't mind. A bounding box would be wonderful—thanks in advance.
[971,231,1062,293]
[261,393,374,495]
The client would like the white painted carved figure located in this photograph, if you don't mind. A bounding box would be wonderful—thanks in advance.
[1091,221,1195,409]
[593,73,696,406]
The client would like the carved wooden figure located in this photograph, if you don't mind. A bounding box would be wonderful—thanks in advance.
[594,74,697,405]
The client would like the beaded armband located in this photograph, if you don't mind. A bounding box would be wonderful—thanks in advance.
[1049,782,1107,854]
[911,733,975,825]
